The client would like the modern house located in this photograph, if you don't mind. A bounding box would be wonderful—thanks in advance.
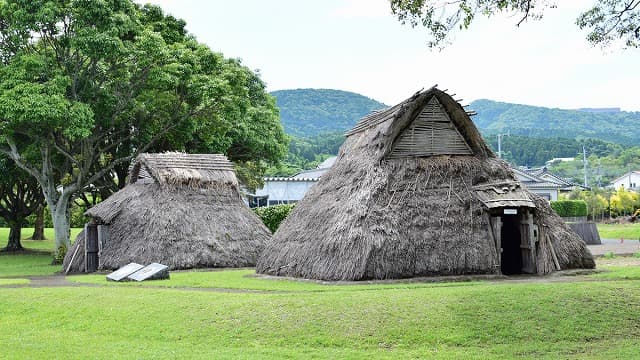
[611,170,640,191]
[513,167,587,201]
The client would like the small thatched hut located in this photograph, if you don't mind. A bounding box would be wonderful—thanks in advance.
[256,87,595,281]
[63,153,271,273]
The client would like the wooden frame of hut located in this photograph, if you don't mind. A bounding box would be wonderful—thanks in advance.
[257,87,594,281]
[63,153,271,273]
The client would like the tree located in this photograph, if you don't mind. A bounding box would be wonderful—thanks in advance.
[0,1,287,260]
[0,155,43,252]
[389,0,640,48]
[610,186,639,215]
[29,205,46,241]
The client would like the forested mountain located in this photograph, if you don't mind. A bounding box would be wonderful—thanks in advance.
[471,100,640,146]
[271,89,386,137]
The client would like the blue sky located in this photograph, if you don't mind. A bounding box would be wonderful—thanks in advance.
[143,1,640,111]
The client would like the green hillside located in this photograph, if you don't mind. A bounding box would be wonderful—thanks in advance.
[271,89,386,137]
[470,99,640,146]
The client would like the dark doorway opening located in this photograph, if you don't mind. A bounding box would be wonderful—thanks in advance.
[500,214,522,275]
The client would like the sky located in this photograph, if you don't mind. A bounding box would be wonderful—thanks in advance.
[141,0,640,111]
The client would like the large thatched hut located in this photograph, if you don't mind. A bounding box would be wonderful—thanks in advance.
[63,153,271,273]
[256,87,595,281]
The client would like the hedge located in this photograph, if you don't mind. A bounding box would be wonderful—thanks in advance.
[253,204,295,233]
[550,200,588,217]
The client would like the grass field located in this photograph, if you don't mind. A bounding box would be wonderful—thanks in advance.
[597,223,640,239]
[2,245,640,358]
[1,227,640,358]
[0,228,82,277]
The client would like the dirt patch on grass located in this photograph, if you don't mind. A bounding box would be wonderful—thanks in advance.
[596,256,640,267]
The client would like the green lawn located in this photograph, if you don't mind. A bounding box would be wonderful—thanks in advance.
[2,251,640,358]
[0,243,640,359]
[0,278,28,285]
[0,228,83,277]
[2,276,640,359]
[597,223,640,239]
[67,269,482,292]
[0,253,61,277]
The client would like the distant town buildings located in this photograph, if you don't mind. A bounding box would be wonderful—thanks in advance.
[611,171,640,191]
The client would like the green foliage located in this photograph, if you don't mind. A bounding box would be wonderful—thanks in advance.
[548,146,640,187]
[272,89,386,137]
[577,0,640,48]
[25,203,88,228]
[473,99,640,146]
[609,186,640,216]
[266,132,344,176]
[563,189,609,219]
[550,200,588,217]
[253,204,295,233]
[53,245,66,265]
[603,251,616,259]
[390,0,640,48]
[484,134,622,167]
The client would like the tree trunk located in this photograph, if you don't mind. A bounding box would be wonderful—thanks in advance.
[30,205,46,240]
[48,195,72,264]
[3,221,23,252]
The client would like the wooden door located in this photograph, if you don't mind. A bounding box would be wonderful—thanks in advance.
[519,212,536,274]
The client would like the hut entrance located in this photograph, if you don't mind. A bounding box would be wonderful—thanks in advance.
[491,208,537,275]
[500,214,522,274]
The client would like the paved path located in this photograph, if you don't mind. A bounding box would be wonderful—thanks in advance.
[587,238,640,256]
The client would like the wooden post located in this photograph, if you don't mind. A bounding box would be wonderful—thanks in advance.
[484,213,499,272]
[527,212,537,273]
[546,229,561,271]
[495,216,502,273]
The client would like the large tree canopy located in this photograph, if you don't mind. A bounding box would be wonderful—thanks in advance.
[390,0,640,48]
[0,0,287,259]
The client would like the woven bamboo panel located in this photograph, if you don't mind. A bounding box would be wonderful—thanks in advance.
[389,97,472,158]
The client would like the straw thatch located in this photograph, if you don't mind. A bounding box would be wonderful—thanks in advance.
[63,153,270,273]
[256,87,594,281]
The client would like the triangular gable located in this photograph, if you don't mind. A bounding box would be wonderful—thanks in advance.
[512,168,545,183]
[538,172,570,186]
[388,96,472,158]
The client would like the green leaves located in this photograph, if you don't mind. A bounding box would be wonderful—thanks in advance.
[577,0,640,48]
[390,0,639,48]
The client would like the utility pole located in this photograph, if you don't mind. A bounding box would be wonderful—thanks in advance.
[582,145,588,188]
[497,133,508,159]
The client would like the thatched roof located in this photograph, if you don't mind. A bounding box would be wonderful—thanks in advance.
[63,153,270,272]
[129,152,237,189]
[256,87,594,281]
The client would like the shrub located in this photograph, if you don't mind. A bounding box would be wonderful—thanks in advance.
[550,200,588,217]
[253,204,296,233]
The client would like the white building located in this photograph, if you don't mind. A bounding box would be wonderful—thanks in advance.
[611,170,640,191]
[512,168,562,201]
[250,157,336,207]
